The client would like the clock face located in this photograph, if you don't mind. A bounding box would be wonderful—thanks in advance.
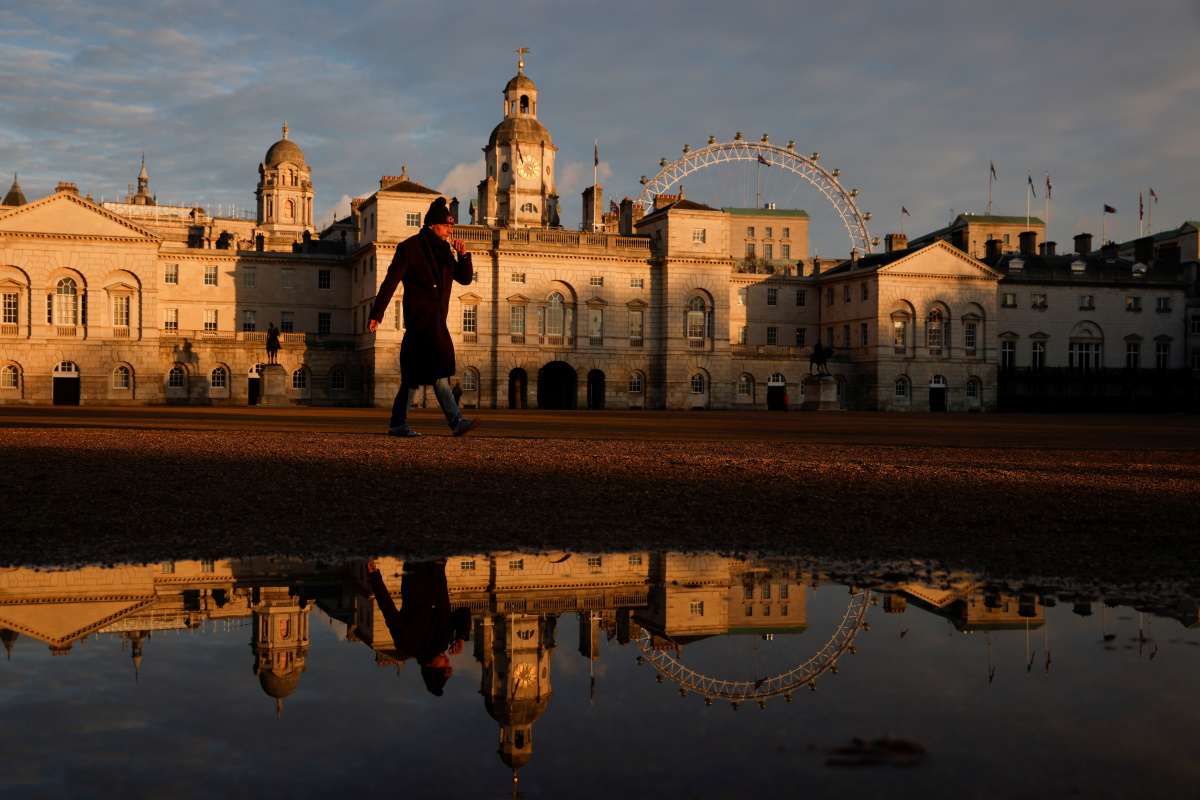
[516,155,540,180]
[513,662,536,687]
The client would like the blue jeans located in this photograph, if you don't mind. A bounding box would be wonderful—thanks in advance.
[390,378,462,429]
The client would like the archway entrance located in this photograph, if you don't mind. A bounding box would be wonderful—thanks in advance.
[508,368,528,409]
[248,364,265,406]
[53,362,80,406]
[537,361,576,409]
[586,370,605,410]
[929,375,947,412]
[766,373,786,411]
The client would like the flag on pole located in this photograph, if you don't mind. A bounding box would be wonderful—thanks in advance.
[1104,204,1116,214]
[1140,192,1144,221]
[594,141,599,167]
[1027,171,1036,198]
[757,154,770,166]
[1149,187,1158,202]
[990,161,997,179]
[1045,172,1052,199]
[902,206,911,216]
[609,200,619,214]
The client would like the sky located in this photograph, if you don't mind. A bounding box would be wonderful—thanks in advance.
[2,0,1198,255]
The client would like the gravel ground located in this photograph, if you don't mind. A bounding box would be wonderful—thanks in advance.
[2,416,1197,590]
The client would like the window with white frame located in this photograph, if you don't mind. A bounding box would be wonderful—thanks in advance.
[764,244,773,259]
[204,310,218,331]
[292,368,308,390]
[689,601,704,616]
[967,378,980,399]
[406,212,421,227]
[1069,342,1103,370]
[781,244,790,260]
[628,372,643,393]
[746,227,755,238]
[1080,294,1095,310]
[318,312,331,334]
[1126,342,1141,369]
[587,556,602,568]
[629,309,644,342]
[895,376,909,398]
[55,278,78,325]
[164,264,178,285]
[737,287,747,306]
[964,322,978,351]
[168,366,184,388]
[459,559,476,571]
[204,265,218,286]
[242,267,257,288]
[2,292,16,325]
[860,322,868,347]
[1156,342,1170,368]
[766,326,778,345]
[242,310,256,332]
[690,373,705,393]
[589,276,603,287]
[1002,292,1016,307]
[766,288,777,306]
[281,268,295,289]
[686,297,705,339]
[112,296,130,327]
[1126,296,1141,311]
[1,365,18,389]
[164,308,178,331]
[280,311,294,333]
[211,366,228,388]
[318,270,331,290]
[738,325,747,344]
[1032,340,1046,370]
[1156,297,1171,312]
[331,368,347,390]
[511,272,526,283]
[547,293,565,336]
[796,289,806,307]
[510,305,525,335]
[738,375,751,395]
[745,243,755,257]
[926,309,944,349]
[629,554,643,566]
[692,229,706,243]
[462,304,477,333]
[765,227,773,238]
[844,285,851,304]
[462,369,477,391]
[112,365,131,389]
[588,308,603,343]
[1001,340,1016,370]
[1031,293,1047,309]
[795,327,806,347]
[508,559,524,571]
[630,277,644,288]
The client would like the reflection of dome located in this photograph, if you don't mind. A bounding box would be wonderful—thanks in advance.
[501,752,532,770]
[483,695,550,727]
[264,123,306,168]
[257,667,305,699]
[487,117,551,149]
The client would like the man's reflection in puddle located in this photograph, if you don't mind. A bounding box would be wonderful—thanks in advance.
[366,559,471,695]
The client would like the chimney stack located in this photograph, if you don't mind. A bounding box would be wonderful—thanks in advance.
[1019,231,1037,254]
[1101,241,1119,261]
[885,233,908,252]
[985,238,1002,259]
[1074,233,1093,255]
[1038,241,1057,257]
[950,229,967,252]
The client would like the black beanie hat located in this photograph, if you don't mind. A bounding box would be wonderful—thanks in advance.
[424,197,453,227]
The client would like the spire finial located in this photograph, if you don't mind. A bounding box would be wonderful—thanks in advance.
[282,122,289,140]
[515,46,530,73]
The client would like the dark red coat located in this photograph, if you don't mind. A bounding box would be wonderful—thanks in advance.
[368,563,471,666]
[369,228,473,385]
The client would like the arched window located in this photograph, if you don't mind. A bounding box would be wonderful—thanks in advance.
[769,372,785,384]
[926,309,943,349]
[283,199,294,221]
[168,366,184,388]
[894,377,909,398]
[547,292,565,336]
[292,368,308,390]
[686,296,706,339]
[462,369,478,391]
[519,94,530,114]
[2,364,20,389]
[966,377,980,399]
[211,366,228,389]
[56,278,78,325]
[112,366,131,389]
[628,372,643,393]
[331,368,347,391]
[737,374,752,396]
[690,373,705,394]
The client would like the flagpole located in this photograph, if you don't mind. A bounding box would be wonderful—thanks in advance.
[756,158,761,209]
[1026,171,1031,231]
[1044,173,1050,244]
[988,162,994,216]
[1140,190,1144,239]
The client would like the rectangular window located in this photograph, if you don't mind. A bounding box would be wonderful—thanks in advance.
[689,601,704,616]
[318,312,331,335]
[406,212,421,227]
[737,287,747,306]
[738,325,747,344]
[1156,297,1171,312]
[860,322,868,347]
[746,226,755,238]
[462,305,477,333]
[1126,342,1140,369]
[2,292,16,324]
[781,605,789,616]
[628,554,643,566]
[281,268,295,289]
[779,584,789,600]
[1191,350,1200,370]
[242,310,256,332]
[204,265,218,286]
[588,308,603,343]
[242,267,257,288]
[587,556,602,568]
[1069,342,1103,370]
[395,303,402,330]
[629,309,644,341]
[630,277,644,288]
[763,244,773,259]
[781,244,790,260]
[1032,293,1047,309]
[164,264,178,285]
[765,227,773,238]
[161,562,175,574]
[692,229,706,243]
[112,296,130,327]
[1002,292,1016,308]
[763,605,771,617]
[796,289,806,308]
[861,283,869,302]
[795,327,806,347]
[827,326,833,346]
[826,288,834,307]
[511,272,526,284]
[460,559,476,571]
[766,326,778,345]
[843,285,851,304]
[204,310,217,331]
[746,243,755,257]
[318,270,331,290]
[761,584,771,600]
[766,288,777,306]
[893,319,907,352]
[843,324,850,347]
[744,605,754,617]
[164,308,178,331]
[1080,294,1095,310]
[508,559,524,571]
[744,586,755,601]
[1156,342,1170,368]
[1002,340,1016,370]
[1191,316,1200,336]
[589,276,604,287]
[280,311,294,333]
[510,305,525,335]
[1126,296,1141,311]
[1032,340,1046,370]
[201,560,215,573]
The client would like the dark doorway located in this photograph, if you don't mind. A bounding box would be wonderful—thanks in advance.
[248,364,264,406]
[53,376,80,405]
[929,387,947,412]
[766,385,786,411]
[586,370,605,410]
[537,361,577,409]
[508,368,528,409]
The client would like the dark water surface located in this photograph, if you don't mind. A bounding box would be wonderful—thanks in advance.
[1,553,1196,799]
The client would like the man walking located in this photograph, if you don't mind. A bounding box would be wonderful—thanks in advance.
[368,197,480,437]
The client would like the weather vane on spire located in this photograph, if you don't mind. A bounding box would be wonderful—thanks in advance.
[515,46,530,72]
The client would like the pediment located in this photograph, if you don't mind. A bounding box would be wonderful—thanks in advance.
[0,598,157,646]
[0,192,161,240]
[585,296,608,307]
[0,277,27,290]
[627,298,649,309]
[105,281,139,293]
[457,292,482,303]
[878,240,1002,280]
[507,294,531,304]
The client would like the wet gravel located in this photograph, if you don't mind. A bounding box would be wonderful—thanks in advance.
[1,426,1197,589]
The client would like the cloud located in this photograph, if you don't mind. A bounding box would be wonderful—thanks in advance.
[438,159,484,206]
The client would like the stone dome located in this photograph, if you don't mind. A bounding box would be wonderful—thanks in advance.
[264,123,306,168]
[487,117,552,149]
[505,72,537,92]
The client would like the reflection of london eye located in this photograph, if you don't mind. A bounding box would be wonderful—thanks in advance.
[635,589,871,706]
[635,136,876,257]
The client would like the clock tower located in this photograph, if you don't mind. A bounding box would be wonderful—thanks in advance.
[477,51,560,228]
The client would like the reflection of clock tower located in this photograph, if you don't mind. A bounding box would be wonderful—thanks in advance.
[477,52,560,228]
[250,586,313,717]
[479,612,554,783]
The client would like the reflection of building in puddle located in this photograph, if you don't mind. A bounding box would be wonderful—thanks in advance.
[897,580,1045,631]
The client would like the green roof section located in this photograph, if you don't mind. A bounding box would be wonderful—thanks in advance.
[956,214,1046,225]
[722,207,810,218]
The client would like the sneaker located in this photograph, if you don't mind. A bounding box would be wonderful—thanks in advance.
[387,424,420,438]
[451,417,481,437]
